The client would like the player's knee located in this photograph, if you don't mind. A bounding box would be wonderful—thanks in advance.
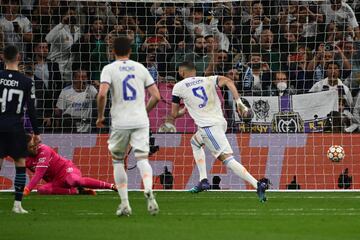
[190,135,202,150]
[218,153,233,162]
[110,151,125,161]
[134,150,148,160]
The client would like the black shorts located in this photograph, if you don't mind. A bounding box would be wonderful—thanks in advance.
[0,130,28,160]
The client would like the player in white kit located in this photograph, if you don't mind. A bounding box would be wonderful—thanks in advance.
[97,36,161,216]
[171,62,269,202]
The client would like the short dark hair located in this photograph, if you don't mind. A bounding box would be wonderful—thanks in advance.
[3,45,19,63]
[178,61,196,71]
[326,62,340,69]
[25,133,32,144]
[113,36,132,56]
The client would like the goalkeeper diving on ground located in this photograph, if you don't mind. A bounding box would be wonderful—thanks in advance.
[23,134,117,196]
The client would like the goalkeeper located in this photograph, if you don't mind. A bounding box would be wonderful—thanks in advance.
[24,135,117,195]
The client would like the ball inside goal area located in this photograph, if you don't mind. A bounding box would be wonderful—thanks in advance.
[327,145,345,162]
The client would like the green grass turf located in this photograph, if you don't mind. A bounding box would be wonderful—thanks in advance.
[0,191,359,240]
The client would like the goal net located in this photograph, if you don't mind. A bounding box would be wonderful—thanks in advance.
[0,0,360,191]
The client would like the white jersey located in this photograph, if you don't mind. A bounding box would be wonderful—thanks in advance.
[172,76,226,127]
[100,59,155,129]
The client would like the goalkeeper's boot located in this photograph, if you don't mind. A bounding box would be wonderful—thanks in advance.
[116,202,132,217]
[12,202,28,214]
[78,187,97,196]
[111,184,118,192]
[189,178,210,193]
[145,191,159,216]
[257,178,270,203]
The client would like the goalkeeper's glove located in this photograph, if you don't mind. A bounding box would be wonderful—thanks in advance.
[23,186,31,196]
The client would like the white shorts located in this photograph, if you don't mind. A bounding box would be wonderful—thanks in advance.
[108,127,149,159]
[195,124,233,158]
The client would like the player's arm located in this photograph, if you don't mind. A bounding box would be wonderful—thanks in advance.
[146,84,161,113]
[217,76,248,116]
[171,84,186,119]
[24,147,51,195]
[26,79,41,142]
[96,83,109,128]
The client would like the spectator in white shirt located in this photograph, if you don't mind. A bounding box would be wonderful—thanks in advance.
[46,7,81,83]
[0,0,32,56]
[309,62,353,107]
[55,68,97,133]
[321,0,360,40]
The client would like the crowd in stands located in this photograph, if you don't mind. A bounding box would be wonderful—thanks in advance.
[1,0,360,133]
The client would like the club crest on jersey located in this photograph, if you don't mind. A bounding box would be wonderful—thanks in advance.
[66,167,73,173]
[252,100,270,121]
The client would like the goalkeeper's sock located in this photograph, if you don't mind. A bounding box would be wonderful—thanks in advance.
[80,177,112,189]
[113,160,129,205]
[14,166,26,201]
[136,159,153,193]
[223,156,258,189]
[191,138,207,181]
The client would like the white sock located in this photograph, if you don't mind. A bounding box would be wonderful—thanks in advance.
[113,160,129,206]
[224,156,258,189]
[191,139,207,181]
[137,159,153,193]
[14,200,22,207]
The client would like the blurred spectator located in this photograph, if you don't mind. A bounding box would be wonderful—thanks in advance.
[184,5,210,38]
[237,50,272,96]
[343,40,360,93]
[72,17,105,75]
[267,71,296,96]
[204,50,231,77]
[338,168,352,189]
[259,28,280,71]
[210,16,241,53]
[46,7,81,82]
[182,35,209,76]
[309,62,353,107]
[0,0,32,56]
[31,0,58,40]
[287,176,301,190]
[33,41,62,131]
[158,166,173,190]
[307,42,351,82]
[55,68,97,133]
[321,0,360,40]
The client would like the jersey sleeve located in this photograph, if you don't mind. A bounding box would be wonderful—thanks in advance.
[172,83,181,104]
[208,75,219,86]
[22,17,32,33]
[100,65,112,85]
[26,145,52,190]
[346,5,359,28]
[25,79,40,135]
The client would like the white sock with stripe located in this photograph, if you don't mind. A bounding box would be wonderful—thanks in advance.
[223,156,258,189]
[137,159,153,193]
[113,160,129,206]
[191,138,207,181]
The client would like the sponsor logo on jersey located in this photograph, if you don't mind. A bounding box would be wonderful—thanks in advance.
[38,157,46,163]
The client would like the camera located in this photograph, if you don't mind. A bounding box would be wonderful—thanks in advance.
[324,43,334,51]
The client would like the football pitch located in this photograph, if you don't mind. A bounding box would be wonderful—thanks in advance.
[0,192,359,240]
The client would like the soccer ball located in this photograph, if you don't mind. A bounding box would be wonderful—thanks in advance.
[327,145,345,162]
